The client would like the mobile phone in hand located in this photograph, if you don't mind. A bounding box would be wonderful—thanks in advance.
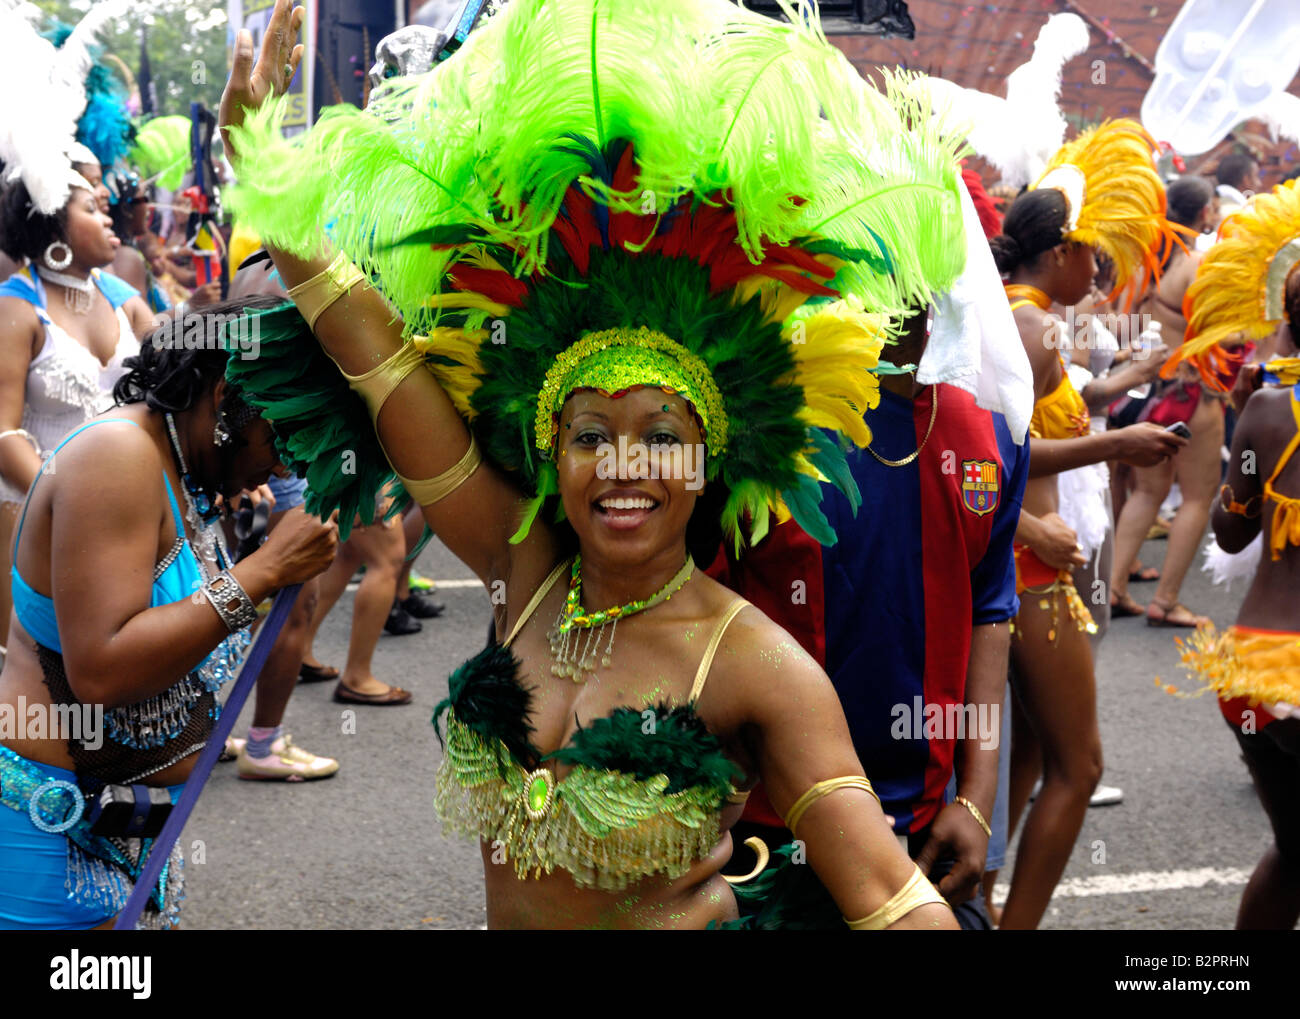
[1165,421,1192,440]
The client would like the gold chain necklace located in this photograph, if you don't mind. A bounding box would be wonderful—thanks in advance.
[867,386,938,468]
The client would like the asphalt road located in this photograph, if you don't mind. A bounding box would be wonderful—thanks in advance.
[180,534,1274,930]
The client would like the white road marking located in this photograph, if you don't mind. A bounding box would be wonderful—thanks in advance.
[346,578,484,592]
[992,866,1250,903]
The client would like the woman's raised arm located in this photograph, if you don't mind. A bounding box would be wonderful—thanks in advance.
[218,0,556,588]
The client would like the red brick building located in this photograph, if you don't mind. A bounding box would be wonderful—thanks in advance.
[822,0,1300,186]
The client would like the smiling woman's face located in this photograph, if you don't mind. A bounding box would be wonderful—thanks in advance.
[556,386,705,567]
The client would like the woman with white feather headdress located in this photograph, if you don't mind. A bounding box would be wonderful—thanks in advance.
[0,0,156,654]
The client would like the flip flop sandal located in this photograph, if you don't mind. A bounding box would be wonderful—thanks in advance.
[332,681,413,705]
[1146,602,1209,628]
[299,662,341,683]
[1109,595,1146,618]
[1127,565,1161,582]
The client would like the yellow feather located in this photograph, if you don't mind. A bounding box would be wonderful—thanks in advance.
[781,304,884,448]
[413,326,489,419]
[1035,119,1176,292]
[1177,179,1300,371]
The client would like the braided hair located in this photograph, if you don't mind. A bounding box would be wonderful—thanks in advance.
[113,298,280,511]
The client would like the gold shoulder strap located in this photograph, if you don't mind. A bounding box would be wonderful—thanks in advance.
[502,558,572,648]
[688,598,749,704]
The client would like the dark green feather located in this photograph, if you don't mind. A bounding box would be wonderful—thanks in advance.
[432,642,541,769]
[545,703,739,798]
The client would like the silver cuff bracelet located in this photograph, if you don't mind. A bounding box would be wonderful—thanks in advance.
[200,570,258,632]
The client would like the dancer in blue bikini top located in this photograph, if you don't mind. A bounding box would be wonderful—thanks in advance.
[0,298,338,929]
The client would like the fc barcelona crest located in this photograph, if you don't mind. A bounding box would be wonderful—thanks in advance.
[961,459,999,516]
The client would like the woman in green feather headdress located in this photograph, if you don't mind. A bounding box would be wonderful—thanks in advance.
[220,0,969,929]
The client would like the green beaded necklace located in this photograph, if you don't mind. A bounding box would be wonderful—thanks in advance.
[548,554,695,682]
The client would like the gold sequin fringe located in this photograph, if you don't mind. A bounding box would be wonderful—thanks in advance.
[434,714,724,891]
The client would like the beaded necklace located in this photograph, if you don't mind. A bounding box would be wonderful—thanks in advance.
[548,554,694,683]
[164,412,221,574]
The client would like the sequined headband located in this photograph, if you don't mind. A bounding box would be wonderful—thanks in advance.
[534,327,728,461]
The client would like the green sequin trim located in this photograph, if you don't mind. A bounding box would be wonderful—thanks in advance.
[434,712,727,890]
[534,327,727,461]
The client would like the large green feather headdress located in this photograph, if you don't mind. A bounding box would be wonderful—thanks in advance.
[229,0,968,550]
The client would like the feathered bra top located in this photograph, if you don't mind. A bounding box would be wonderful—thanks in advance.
[432,641,741,890]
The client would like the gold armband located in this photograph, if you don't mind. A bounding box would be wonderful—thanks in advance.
[396,436,483,507]
[844,865,947,930]
[340,341,429,423]
[286,251,369,331]
[783,775,880,839]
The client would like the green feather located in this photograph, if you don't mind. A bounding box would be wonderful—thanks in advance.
[223,303,401,538]
[432,642,541,769]
[546,704,739,798]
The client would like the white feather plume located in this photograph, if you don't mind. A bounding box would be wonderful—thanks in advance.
[0,0,127,214]
[923,12,1090,188]
[1259,90,1300,145]
[1201,533,1262,591]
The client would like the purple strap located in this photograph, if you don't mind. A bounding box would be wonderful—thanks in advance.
[113,585,302,930]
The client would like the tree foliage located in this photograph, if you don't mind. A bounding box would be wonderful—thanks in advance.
[33,0,228,117]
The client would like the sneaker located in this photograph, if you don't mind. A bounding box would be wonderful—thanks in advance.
[408,569,436,593]
[384,600,423,636]
[237,735,340,782]
[220,736,246,762]
[401,591,445,619]
[1089,784,1123,807]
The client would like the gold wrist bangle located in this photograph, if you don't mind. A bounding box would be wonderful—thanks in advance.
[844,865,948,930]
[783,775,880,839]
[286,250,369,331]
[341,342,429,422]
[954,795,992,837]
[396,436,483,507]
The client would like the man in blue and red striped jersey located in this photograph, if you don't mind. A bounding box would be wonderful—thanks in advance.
[713,308,1028,928]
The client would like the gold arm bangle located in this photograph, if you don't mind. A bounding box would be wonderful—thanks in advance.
[339,341,429,423]
[286,250,369,332]
[783,775,880,839]
[844,865,948,930]
[954,795,992,837]
[395,435,483,507]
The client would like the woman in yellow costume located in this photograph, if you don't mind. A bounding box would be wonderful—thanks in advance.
[217,0,971,929]
[988,120,1186,928]
[1169,177,1300,930]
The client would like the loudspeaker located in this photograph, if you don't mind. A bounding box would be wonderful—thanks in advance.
[313,0,399,112]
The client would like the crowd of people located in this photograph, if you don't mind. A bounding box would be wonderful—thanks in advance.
[0,0,1296,932]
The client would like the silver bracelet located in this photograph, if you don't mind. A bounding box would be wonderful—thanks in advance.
[0,429,39,452]
[199,569,258,632]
